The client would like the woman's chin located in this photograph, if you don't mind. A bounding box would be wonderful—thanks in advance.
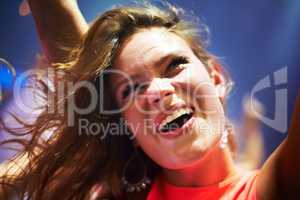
[159,140,220,170]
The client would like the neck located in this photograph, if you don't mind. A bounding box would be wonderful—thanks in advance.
[162,146,238,187]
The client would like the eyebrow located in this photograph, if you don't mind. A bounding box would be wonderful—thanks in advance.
[114,52,182,91]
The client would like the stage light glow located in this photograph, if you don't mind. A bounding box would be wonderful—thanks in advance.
[0,58,15,89]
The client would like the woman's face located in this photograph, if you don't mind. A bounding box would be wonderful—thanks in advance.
[111,28,225,169]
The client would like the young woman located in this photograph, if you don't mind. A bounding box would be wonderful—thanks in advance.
[1,0,299,199]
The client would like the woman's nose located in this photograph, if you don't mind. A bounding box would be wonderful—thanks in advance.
[145,78,175,107]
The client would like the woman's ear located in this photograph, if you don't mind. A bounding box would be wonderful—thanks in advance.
[208,60,227,100]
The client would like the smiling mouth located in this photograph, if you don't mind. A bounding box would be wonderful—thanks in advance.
[160,113,193,132]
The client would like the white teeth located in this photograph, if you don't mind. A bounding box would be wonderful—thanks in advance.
[159,108,193,131]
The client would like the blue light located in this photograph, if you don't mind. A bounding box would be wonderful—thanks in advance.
[0,59,15,89]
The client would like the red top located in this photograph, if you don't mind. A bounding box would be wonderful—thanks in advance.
[146,170,258,200]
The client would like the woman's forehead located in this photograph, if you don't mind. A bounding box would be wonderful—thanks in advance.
[109,28,196,93]
[113,28,192,72]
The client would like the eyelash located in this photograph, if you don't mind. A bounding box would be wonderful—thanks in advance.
[122,83,141,99]
[167,56,189,71]
[121,56,189,100]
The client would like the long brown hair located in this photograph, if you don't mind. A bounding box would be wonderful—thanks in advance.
[0,2,232,199]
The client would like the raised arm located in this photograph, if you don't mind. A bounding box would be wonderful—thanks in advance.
[257,91,300,199]
[1,1,89,198]
[28,0,88,63]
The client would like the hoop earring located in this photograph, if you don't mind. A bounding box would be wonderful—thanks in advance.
[121,147,151,193]
[220,129,229,148]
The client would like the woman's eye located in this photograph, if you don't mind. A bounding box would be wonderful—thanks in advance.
[121,83,140,99]
[121,86,132,99]
[166,56,189,71]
